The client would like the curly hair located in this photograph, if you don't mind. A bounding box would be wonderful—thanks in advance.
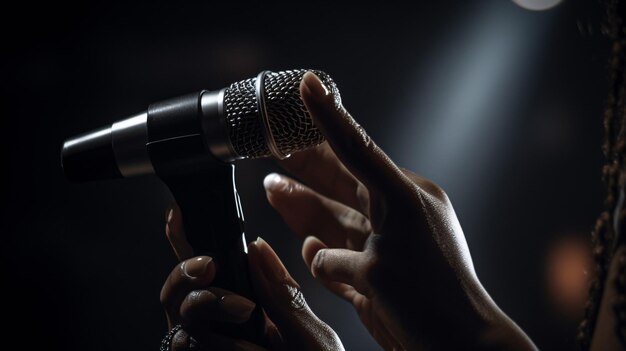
[578,0,626,349]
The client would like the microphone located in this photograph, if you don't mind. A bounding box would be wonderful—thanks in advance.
[61,69,338,182]
[60,69,340,345]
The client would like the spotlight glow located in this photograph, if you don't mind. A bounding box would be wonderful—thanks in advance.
[512,0,563,11]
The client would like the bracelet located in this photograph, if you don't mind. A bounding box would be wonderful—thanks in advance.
[160,324,183,351]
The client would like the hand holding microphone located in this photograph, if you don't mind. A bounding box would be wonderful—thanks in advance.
[161,206,344,351]
[61,69,340,347]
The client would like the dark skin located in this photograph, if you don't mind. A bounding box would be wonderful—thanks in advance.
[160,232,343,351]
[160,72,538,350]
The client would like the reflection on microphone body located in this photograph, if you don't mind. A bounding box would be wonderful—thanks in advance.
[60,69,339,345]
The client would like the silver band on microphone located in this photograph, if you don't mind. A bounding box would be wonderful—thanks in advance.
[111,112,155,177]
[255,70,288,160]
[201,89,238,162]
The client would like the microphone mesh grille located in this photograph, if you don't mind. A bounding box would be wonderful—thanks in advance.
[223,77,268,158]
[224,69,338,159]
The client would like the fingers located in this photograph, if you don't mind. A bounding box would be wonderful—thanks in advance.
[160,256,216,327]
[263,173,370,250]
[277,142,369,215]
[299,72,410,199]
[302,239,401,349]
[303,235,388,351]
[247,237,344,350]
[180,287,257,324]
[166,204,194,261]
[301,236,360,303]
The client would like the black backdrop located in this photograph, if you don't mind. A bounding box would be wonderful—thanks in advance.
[1,1,609,350]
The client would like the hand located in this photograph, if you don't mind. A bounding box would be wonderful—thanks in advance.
[159,206,344,351]
[261,71,538,350]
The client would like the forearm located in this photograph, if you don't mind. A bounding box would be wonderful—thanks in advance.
[468,280,538,351]
[425,279,537,351]
[478,310,538,351]
[379,278,537,350]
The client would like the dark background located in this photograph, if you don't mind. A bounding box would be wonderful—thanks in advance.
[1,1,610,350]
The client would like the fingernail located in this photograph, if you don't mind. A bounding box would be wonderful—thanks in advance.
[220,295,256,322]
[263,173,290,192]
[183,256,212,278]
[165,207,173,223]
[310,250,325,278]
[302,71,330,99]
[253,237,299,287]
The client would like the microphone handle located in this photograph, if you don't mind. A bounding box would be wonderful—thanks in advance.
[136,90,266,344]
[161,163,267,346]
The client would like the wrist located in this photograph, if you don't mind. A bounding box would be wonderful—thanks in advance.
[411,278,537,351]
[478,312,538,351]
[467,281,538,351]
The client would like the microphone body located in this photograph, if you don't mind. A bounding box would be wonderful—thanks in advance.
[62,89,230,182]
[60,69,338,346]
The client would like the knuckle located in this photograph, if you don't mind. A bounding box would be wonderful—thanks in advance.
[284,284,308,311]
[408,177,449,204]
[400,167,449,202]
[424,180,448,201]
[354,211,372,233]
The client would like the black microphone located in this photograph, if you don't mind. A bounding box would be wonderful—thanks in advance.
[60,69,339,345]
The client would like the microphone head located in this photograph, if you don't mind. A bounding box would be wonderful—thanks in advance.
[223,69,339,159]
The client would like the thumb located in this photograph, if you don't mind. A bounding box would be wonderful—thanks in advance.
[247,237,344,351]
[302,236,372,298]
